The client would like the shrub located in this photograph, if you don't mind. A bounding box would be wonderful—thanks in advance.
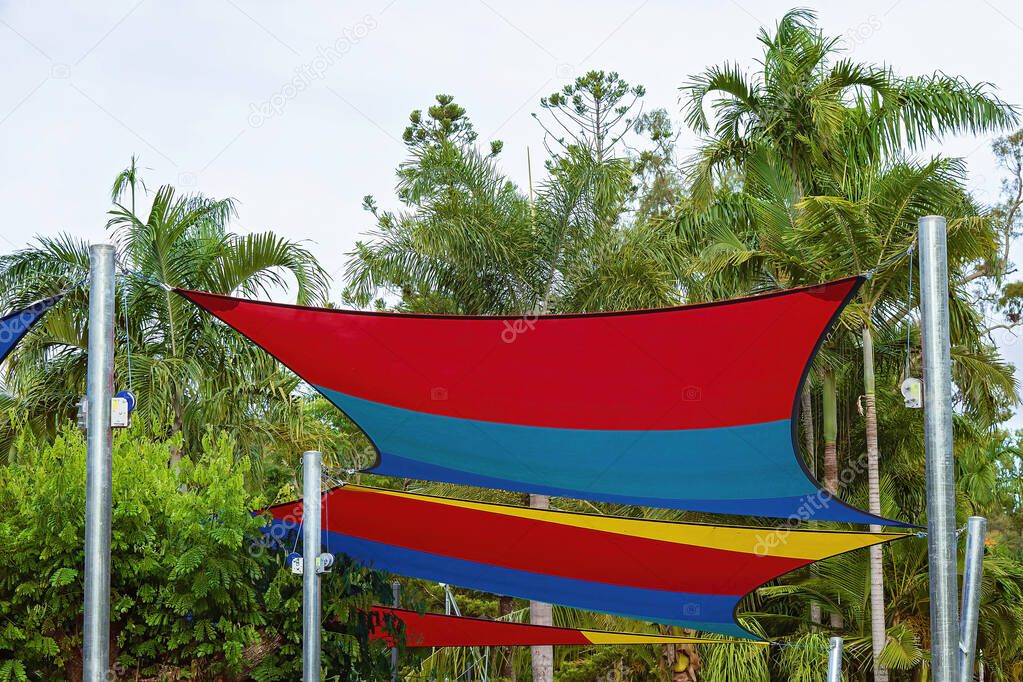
[0,427,393,680]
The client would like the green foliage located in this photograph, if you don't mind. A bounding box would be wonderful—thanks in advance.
[0,160,335,469]
[632,109,682,223]
[536,70,645,162]
[403,93,502,156]
[699,638,769,681]
[680,7,1017,203]
[348,89,679,317]
[0,427,394,679]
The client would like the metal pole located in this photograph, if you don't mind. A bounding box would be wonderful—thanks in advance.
[83,243,115,681]
[391,580,401,682]
[443,586,484,680]
[302,450,322,682]
[919,215,959,682]
[827,637,843,682]
[959,516,987,682]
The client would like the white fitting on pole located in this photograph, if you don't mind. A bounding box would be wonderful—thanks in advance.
[918,215,960,682]
[302,450,322,682]
[959,516,987,682]
[83,243,115,681]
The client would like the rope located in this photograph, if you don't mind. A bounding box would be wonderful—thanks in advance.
[291,462,305,555]
[320,462,331,564]
[121,275,133,392]
[906,244,915,378]
[768,640,829,650]
[452,656,481,681]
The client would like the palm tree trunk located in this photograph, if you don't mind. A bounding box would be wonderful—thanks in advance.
[800,387,822,627]
[528,493,554,682]
[822,368,845,629]
[862,324,888,681]
[822,369,839,496]
[800,386,816,475]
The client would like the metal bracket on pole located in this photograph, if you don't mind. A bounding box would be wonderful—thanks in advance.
[302,451,322,682]
[827,637,843,682]
[83,243,115,682]
[959,516,987,682]
[919,215,960,682]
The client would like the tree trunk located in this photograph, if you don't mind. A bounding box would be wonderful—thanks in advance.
[800,385,816,476]
[822,369,839,496]
[800,386,822,627]
[528,494,554,682]
[822,369,845,629]
[863,325,888,681]
[498,595,516,681]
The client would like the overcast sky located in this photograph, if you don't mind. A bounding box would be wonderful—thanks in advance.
[3,0,1023,419]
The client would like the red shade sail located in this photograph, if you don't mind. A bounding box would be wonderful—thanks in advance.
[182,276,901,524]
[263,484,902,639]
[365,607,760,648]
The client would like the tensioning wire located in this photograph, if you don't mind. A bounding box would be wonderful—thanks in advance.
[906,242,916,378]
[863,239,917,280]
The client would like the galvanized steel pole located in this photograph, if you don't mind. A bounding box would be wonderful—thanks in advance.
[918,215,959,682]
[827,637,843,682]
[303,450,322,682]
[83,244,115,681]
[959,516,987,682]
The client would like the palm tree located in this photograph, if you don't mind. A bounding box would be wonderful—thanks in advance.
[680,8,1016,204]
[674,152,1017,677]
[800,157,1014,677]
[0,160,331,468]
[680,11,1017,677]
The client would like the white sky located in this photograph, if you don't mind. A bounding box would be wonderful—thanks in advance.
[3,0,1023,421]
